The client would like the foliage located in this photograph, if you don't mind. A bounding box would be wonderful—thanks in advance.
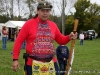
[84,3,100,31]
[66,0,100,37]
[0,15,10,23]
[25,0,37,19]
[65,15,75,34]
[50,15,62,32]
[0,0,5,14]
[74,0,91,32]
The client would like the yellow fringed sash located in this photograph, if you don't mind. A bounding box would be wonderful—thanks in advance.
[32,60,56,75]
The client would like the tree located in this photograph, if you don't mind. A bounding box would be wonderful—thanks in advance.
[0,0,14,20]
[0,0,5,15]
[74,0,91,32]
[0,15,10,23]
[62,0,76,35]
[65,15,75,34]
[17,0,21,20]
[25,0,37,19]
[10,0,14,20]
[85,3,100,31]
[50,15,62,31]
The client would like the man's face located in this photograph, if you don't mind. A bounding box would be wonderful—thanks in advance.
[37,9,51,21]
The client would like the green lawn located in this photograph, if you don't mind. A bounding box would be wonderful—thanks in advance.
[0,38,100,75]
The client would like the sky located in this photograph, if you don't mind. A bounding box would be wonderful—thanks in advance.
[50,0,100,16]
[90,0,100,4]
[13,0,100,18]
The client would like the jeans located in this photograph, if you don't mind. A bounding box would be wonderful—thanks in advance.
[25,65,32,75]
[54,62,60,75]
[80,39,84,45]
[22,41,26,49]
[2,37,7,50]
[59,62,67,75]
[25,62,60,75]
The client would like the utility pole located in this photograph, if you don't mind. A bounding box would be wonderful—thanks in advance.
[11,0,13,20]
[18,0,21,20]
[62,0,65,35]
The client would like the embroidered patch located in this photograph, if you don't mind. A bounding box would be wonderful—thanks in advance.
[32,60,55,75]
[48,63,55,74]
[40,65,48,73]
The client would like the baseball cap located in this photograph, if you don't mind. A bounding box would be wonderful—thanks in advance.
[37,1,53,9]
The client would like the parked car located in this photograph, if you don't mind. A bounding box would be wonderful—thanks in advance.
[87,30,98,40]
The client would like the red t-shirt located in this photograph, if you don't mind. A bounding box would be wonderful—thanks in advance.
[13,17,70,65]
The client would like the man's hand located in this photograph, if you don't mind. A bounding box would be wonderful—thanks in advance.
[63,58,66,61]
[12,60,20,72]
[69,32,77,40]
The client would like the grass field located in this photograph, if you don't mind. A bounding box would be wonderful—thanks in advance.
[0,38,100,75]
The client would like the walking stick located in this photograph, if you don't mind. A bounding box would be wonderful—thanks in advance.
[65,18,79,75]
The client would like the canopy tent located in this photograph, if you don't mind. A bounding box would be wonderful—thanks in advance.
[0,23,5,26]
[4,21,26,41]
[5,20,26,29]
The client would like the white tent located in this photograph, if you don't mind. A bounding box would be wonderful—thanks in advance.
[4,21,26,40]
[5,20,26,28]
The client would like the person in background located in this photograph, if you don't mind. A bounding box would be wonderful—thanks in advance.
[0,31,1,39]
[56,45,69,75]
[14,27,19,41]
[79,32,84,45]
[12,1,77,75]
[15,27,26,49]
[92,31,96,39]
[0,32,1,37]
[21,40,26,49]
[53,55,60,75]
[2,26,8,50]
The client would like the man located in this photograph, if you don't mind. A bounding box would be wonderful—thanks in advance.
[79,32,84,45]
[12,1,77,75]
[2,26,8,50]
[56,45,69,75]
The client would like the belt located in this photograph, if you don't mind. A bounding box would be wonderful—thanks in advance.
[29,56,53,62]
[23,53,53,62]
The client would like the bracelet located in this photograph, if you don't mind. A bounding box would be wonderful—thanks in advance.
[13,59,18,61]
